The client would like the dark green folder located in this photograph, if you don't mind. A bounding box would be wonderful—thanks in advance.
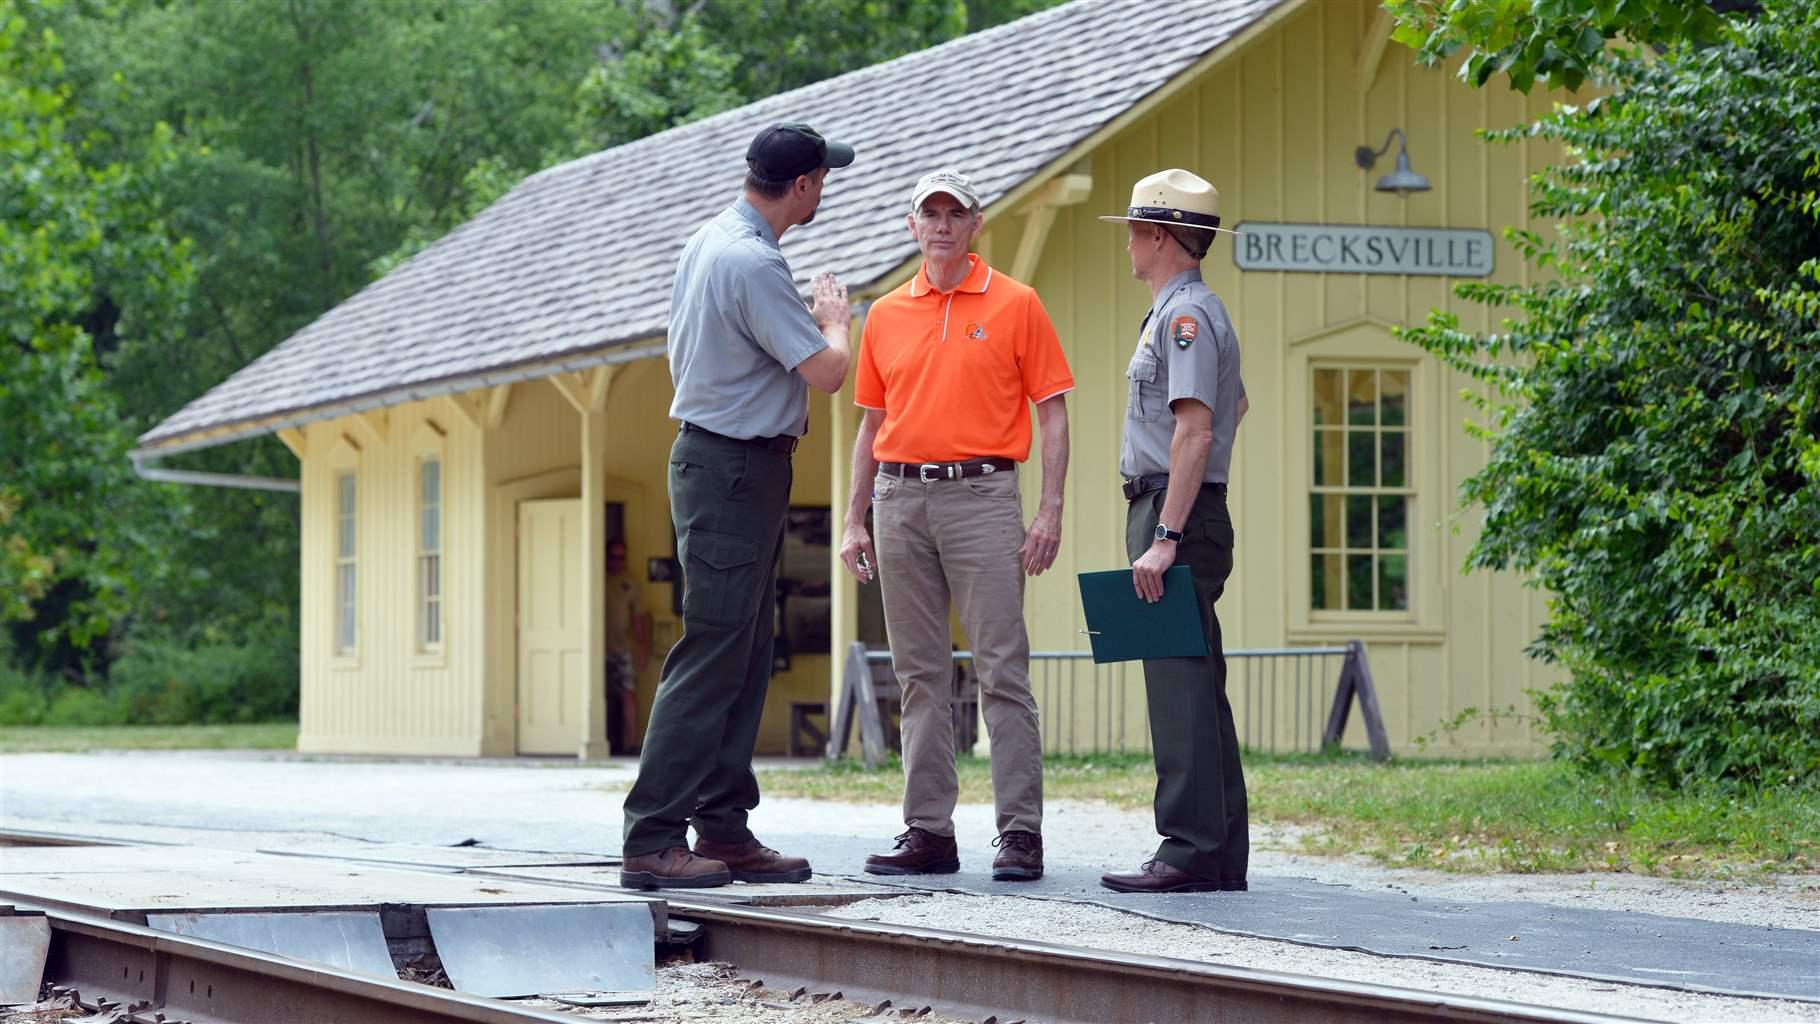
[1076,565,1208,664]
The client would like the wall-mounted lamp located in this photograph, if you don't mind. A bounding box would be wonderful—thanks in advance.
[1355,127,1430,196]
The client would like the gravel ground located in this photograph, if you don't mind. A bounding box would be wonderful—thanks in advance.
[517,961,977,1024]
[2,751,1815,1024]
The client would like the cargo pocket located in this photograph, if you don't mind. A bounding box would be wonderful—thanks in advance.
[681,528,760,626]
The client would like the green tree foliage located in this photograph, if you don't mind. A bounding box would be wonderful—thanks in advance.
[1,0,191,668]
[35,0,629,647]
[1386,0,1737,92]
[1401,1,1820,787]
[6,0,1063,706]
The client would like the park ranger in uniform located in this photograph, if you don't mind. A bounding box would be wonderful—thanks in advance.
[620,122,855,890]
[1099,169,1251,894]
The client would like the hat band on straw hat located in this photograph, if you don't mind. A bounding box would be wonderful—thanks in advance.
[1127,206,1221,231]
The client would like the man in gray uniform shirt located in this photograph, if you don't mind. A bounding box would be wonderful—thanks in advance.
[1098,169,1252,894]
[620,122,855,890]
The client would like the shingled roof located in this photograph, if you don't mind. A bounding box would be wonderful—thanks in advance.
[139,0,1288,452]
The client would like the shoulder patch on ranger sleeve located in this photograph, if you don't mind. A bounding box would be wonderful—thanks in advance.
[1170,315,1200,350]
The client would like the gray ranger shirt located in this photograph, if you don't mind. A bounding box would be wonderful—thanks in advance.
[668,197,828,439]
[1119,267,1246,482]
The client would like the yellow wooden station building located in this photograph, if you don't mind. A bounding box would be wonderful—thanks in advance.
[136,0,1569,760]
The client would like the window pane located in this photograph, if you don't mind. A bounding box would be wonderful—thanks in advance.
[427,554,440,600]
[338,474,354,517]
[423,506,439,553]
[1347,369,1377,426]
[1311,552,1339,609]
[1312,368,1343,425]
[1377,495,1408,551]
[1315,429,1345,486]
[426,600,441,645]
[1310,494,1343,549]
[422,458,440,504]
[1348,431,1376,488]
[1346,494,1373,549]
[1381,370,1409,426]
[1346,554,1374,610]
[1379,554,1409,610]
[1381,431,1407,488]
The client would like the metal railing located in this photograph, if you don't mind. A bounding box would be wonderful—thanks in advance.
[830,640,1387,766]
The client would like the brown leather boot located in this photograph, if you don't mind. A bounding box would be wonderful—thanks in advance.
[864,827,960,875]
[693,837,812,883]
[990,830,1043,881]
[1099,859,1245,893]
[618,846,731,889]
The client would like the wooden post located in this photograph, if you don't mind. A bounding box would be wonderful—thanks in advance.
[577,407,610,760]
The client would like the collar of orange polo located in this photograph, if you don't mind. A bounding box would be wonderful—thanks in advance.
[910,252,991,297]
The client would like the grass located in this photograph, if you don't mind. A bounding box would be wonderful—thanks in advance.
[758,751,1820,880]
[0,722,299,753]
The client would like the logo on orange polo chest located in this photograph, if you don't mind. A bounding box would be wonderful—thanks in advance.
[1170,315,1199,350]
[964,321,989,341]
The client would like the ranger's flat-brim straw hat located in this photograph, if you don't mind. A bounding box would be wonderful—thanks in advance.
[1099,168,1241,235]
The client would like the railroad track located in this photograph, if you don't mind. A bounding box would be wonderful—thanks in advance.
[665,897,1656,1024]
[14,896,1656,1024]
[16,903,573,1024]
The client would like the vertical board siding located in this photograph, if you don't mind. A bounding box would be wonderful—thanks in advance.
[1017,0,1563,758]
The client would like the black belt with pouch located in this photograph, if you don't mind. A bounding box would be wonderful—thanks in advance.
[1122,473,1227,501]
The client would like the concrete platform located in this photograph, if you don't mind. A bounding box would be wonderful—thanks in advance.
[846,869,1820,1003]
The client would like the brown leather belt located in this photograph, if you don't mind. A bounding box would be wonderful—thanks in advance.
[879,457,1015,483]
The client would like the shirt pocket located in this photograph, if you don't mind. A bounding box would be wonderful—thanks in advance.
[1128,345,1163,422]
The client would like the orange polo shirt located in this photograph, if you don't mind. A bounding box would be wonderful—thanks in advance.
[855,255,1074,463]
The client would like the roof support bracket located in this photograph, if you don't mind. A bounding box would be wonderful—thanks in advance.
[276,428,305,460]
[548,372,591,415]
[1357,6,1394,93]
[352,410,389,448]
[1010,172,1093,282]
[485,384,512,429]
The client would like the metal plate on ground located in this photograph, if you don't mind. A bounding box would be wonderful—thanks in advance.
[146,911,396,978]
[427,903,655,999]
[0,915,50,1004]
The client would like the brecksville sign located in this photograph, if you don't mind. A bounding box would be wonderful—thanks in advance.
[1234,223,1494,277]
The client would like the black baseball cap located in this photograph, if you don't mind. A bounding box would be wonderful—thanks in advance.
[746,122,855,181]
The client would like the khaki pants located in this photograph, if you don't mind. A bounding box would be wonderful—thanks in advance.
[872,468,1042,837]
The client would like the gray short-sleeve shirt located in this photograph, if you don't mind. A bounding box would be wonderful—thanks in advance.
[667,198,829,439]
[1119,268,1245,482]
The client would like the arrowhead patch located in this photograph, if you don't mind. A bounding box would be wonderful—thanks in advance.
[1171,315,1199,349]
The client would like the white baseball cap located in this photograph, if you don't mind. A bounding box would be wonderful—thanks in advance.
[909,169,981,212]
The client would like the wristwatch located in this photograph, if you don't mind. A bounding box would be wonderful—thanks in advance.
[1154,523,1184,543]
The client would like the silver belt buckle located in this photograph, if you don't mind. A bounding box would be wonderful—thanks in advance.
[918,463,944,483]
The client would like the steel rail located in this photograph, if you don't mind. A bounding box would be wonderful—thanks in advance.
[24,904,576,1024]
[663,898,1658,1024]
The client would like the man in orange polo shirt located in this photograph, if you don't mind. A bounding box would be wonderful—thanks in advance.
[839,169,1073,882]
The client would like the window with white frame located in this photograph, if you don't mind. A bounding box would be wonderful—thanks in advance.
[417,456,442,650]
[1310,366,1411,612]
[336,472,358,653]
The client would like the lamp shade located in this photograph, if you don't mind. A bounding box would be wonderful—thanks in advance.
[1375,148,1431,195]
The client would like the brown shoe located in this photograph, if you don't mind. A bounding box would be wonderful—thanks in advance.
[864,827,960,875]
[1100,859,1244,894]
[619,846,731,890]
[693,837,812,883]
[990,830,1043,881]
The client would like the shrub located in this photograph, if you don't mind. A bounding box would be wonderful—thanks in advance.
[1402,2,1820,789]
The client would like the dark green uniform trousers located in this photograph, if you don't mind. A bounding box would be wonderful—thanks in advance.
[1125,484,1249,882]
[622,429,791,857]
